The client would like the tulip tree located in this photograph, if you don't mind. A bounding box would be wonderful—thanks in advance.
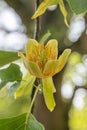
[0,0,87,130]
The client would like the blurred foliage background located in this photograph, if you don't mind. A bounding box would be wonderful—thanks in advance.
[0,0,87,130]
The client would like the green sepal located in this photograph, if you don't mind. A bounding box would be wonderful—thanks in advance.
[42,77,56,112]
[18,52,29,69]
[28,61,43,78]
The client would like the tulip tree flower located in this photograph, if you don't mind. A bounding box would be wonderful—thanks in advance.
[32,0,68,26]
[18,39,71,111]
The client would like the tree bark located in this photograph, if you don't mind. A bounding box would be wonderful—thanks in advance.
[33,68,71,130]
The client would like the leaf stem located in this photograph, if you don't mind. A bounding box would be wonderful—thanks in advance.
[25,85,40,124]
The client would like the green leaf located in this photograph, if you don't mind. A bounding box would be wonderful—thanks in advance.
[0,51,19,67]
[68,0,87,14]
[28,114,45,130]
[15,73,36,98]
[0,63,22,89]
[8,82,21,96]
[42,77,56,112]
[0,113,45,130]
[0,113,26,130]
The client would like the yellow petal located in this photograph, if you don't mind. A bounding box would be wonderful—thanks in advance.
[43,60,59,77]
[42,77,56,112]
[55,49,71,73]
[28,61,43,78]
[59,0,69,27]
[26,39,38,62]
[32,0,59,19]
[45,39,58,60]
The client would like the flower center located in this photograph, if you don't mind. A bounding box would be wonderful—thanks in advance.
[36,44,47,71]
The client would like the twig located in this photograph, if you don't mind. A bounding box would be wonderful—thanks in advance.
[34,0,41,40]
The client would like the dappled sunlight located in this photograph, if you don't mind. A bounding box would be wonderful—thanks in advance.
[5,32,28,51]
[69,88,87,130]
[61,52,87,100]
[0,8,24,32]
[0,0,28,51]
[61,52,87,130]
[68,15,85,42]
[0,1,26,32]
[73,88,87,109]
[48,5,57,11]
[83,54,87,67]
[75,63,87,76]
[61,82,74,99]
[72,73,85,86]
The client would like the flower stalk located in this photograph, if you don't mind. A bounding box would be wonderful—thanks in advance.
[25,84,40,124]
